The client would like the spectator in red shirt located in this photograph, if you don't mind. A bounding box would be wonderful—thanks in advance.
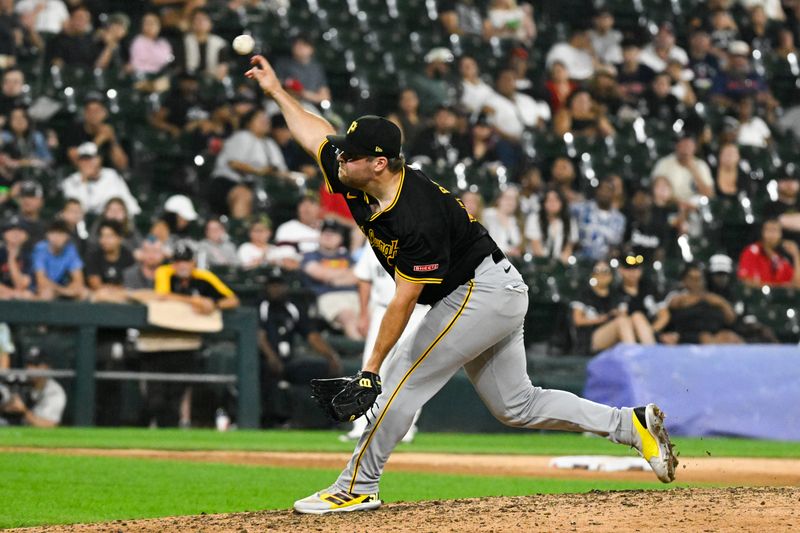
[737,218,800,288]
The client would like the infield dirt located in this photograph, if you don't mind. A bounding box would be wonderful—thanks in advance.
[12,487,800,532]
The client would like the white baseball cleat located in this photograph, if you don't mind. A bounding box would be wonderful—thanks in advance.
[631,403,678,483]
[400,424,417,444]
[337,430,361,443]
[293,485,382,514]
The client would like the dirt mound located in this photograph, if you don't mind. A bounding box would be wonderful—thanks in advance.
[14,487,800,533]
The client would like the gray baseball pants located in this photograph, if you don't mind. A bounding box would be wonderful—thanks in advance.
[335,253,638,494]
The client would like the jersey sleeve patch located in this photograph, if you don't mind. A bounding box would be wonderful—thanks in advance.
[394,227,449,284]
[395,266,443,284]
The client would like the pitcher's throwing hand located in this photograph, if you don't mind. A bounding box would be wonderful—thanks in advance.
[245,55,281,96]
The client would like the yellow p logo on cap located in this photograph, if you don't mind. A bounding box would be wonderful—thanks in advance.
[347,121,358,134]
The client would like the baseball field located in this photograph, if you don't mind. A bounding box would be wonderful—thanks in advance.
[2,428,799,532]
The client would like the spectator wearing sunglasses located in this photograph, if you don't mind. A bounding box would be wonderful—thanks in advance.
[570,259,636,354]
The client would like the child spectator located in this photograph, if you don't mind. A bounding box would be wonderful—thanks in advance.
[301,220,360,340]
[85,219,135,291]
[32,219,86,300]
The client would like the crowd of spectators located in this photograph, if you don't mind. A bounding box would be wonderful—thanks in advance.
[0,0,799,427]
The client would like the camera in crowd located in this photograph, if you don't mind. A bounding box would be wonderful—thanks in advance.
[0,374,32,408]
[0,347,48,410]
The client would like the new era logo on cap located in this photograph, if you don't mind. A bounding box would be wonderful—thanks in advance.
[327,116,401,159]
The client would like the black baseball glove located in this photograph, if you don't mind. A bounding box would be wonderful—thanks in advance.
[310,371,382,423]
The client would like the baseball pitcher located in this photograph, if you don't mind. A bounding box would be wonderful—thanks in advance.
[245,55,677,515]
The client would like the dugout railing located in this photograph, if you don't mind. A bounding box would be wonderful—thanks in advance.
[0,301,260,428]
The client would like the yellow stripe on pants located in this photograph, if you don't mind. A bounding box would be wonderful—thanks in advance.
[348,281,475,492]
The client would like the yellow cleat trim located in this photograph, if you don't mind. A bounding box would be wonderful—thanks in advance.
[632,411,659,460]
[320,491,377,510]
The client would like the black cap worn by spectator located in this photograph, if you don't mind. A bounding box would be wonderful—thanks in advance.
[265,266,286,284]
[675,129,696,142]
[2,215,27,233]
[173,241,196,262]
[780,162,799,180]
[24,346,49,366]
[19,179,43,198]
[83,91,105,105]
[320,218,346,236]
[326,115,402,159]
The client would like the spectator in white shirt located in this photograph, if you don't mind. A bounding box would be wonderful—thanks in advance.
[482,0,536,47]
[61,142,140,217]
[545,27,597,81]
[0,348,66,427]
[735,97,772,148]
[15,0,68,35]
[238,215,300,270]
[589,8,623,66]
[650,134,715,202]
[274,195,322,254]
[640,22,689,73]
[481,186,524,257]
[179,8,228,81]
[738,0,786,21]
[196,218,238,269]
[484,69,550,140]
[210,109,288,219]
[458,55,494,115]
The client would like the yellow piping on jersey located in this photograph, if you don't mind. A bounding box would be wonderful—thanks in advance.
[395,267,443,284]
[191,268,235,298]
[316,139,334,194]
[368,165,405,221]
[348,280,474,493]
[152,264,234,298]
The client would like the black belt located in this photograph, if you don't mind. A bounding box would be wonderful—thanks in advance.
[491,248,505,264]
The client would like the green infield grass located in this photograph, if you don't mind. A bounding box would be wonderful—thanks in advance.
[0,452,676,529]
[2,426,799,458]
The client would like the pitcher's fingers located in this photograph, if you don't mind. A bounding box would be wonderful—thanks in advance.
[250,54,268,67]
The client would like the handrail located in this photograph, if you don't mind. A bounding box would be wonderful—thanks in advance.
[0,300,260,427]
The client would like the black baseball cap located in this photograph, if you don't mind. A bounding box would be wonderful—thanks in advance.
[2,215,26,233]
[24,346,50,366]
[779,162,799,180]
[320,218,345,235]
[327,115,402,159]
[265,266,286,284]
[172,240,196,261]
[19,180,43,198]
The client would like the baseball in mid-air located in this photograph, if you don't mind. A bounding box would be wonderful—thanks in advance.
[232,34,255,55]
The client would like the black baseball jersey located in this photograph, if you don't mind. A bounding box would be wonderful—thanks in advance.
[316,140,496,305]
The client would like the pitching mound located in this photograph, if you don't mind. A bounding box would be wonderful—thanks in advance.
[14,487,800,532]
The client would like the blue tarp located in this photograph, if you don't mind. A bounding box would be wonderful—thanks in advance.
[583,343,800,441]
